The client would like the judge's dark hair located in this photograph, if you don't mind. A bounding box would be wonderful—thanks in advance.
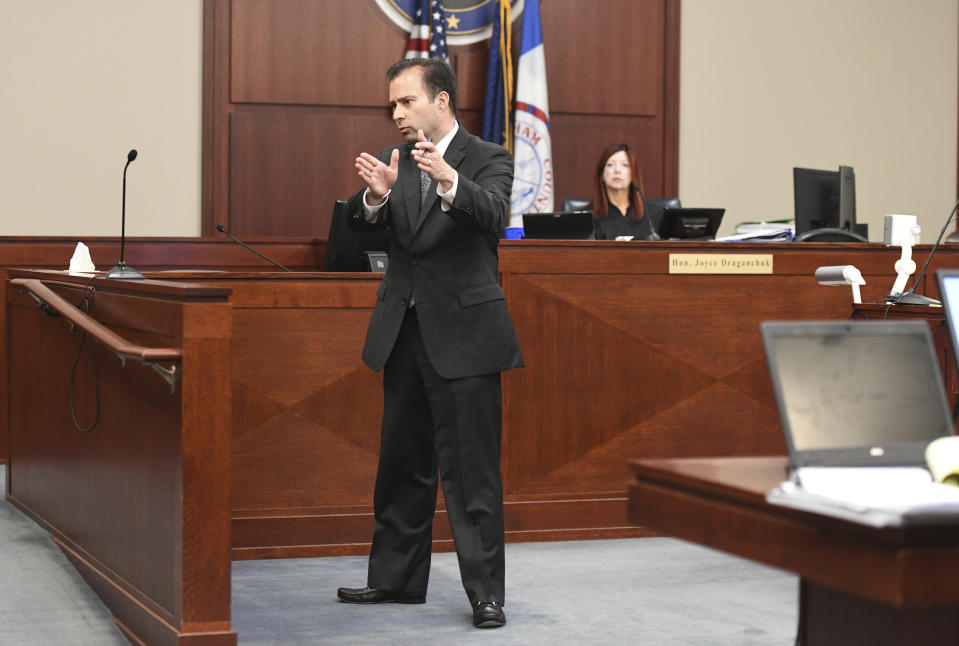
[591,143,646,222]
[386,58,458,114]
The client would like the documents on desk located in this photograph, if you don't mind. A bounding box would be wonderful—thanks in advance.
[715,226,793,242]
[766,466,959,528]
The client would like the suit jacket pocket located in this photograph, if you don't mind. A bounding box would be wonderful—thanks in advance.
[458,282,506,308]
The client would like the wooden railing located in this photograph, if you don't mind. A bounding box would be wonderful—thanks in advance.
[10,277,182,390]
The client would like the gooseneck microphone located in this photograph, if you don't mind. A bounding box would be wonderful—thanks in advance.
[216,224,293,272]
[890,197,959,306]
[107,149,145,279]
[631,182,659,240]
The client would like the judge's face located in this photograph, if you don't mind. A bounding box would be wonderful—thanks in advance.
[602,150,632,191]
[389,68,447,143]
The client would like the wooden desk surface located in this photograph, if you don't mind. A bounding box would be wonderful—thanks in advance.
[629,456,959,607]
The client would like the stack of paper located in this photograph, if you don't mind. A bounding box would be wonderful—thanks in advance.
[716,224,794,242]
[766,466,959,527]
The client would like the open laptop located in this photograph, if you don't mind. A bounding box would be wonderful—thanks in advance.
[522,211,594,240]
[761,320,954,471]
[937,269,959,380]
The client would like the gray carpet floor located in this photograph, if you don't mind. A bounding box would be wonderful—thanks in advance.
[1,464,799,644]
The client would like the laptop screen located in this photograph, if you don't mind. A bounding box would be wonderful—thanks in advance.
[937,269,959,376]
[761,320,954,467]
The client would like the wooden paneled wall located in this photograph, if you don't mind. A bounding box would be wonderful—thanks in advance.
[202,0,680,238]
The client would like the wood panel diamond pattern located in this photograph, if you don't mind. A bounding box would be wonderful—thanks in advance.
[230,305,382,512]
[504,273,787,497]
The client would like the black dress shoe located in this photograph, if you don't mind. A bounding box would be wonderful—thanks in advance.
[336,586,425,604]
[472,601,506,628]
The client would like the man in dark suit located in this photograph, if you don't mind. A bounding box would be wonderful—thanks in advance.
[336,58,523,629]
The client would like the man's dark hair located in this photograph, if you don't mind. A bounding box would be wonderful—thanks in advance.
[386,58,457,114]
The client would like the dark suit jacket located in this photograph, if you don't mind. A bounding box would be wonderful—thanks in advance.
[347,126,523,379]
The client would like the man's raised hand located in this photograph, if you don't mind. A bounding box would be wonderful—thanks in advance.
[356,149,400,205]
[414,129,455,194]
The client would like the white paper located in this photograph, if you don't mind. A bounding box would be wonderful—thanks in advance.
[714,226,793,242]
[766,466,959,527]
[68,242,96,273]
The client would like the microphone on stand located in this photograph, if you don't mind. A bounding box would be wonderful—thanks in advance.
[107,149,145,279]
[632,182,659,240]
[215,224,293,272]
[889,197,959,306]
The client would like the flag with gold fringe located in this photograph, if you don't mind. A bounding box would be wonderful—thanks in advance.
[482,0,513,152]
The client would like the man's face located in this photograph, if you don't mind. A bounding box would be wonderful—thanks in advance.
[388,67,443,143]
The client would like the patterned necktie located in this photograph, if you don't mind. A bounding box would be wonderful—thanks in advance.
[420,169,431,207]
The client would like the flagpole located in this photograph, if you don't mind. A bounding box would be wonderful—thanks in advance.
[499,0,513,153]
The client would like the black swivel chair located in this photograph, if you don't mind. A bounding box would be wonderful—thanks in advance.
[561,196,682,213]
[641,197,680,237]
[561,197,591,212]
[561,196,681,239]
[794,228,868,243]
[321,199,391,271]
[645,197,681,210]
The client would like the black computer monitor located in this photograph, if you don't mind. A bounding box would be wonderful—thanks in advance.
[322,200,391,272]
[793,165,861,237]
[657,207,725,240]
[522,212,594,240]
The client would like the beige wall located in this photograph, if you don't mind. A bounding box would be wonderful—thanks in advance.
[681,0,958,240]
[0,2,202,238]
[1,2,956,242]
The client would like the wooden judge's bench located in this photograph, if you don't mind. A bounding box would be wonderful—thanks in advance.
[4,238,959,644]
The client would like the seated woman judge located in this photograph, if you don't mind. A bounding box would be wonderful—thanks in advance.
[590,143,655,240]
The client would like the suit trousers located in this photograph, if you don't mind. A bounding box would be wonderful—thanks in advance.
[367,307,506,606]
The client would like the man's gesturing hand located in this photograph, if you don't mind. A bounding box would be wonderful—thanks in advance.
[414,129,455,195]
[356,149,399,206]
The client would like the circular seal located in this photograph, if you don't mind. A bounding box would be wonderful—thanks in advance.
[511,117,553,215]
[373,0,524,45]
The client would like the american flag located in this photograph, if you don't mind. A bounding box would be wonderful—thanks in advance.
[404,0,449,62]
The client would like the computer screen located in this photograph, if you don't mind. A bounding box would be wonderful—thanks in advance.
[793,166,858,236]
[522,212,594,240]
[657,208,724,241]
[322,200,391,272]
[761,320,954,467]
[937,269,959,382]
